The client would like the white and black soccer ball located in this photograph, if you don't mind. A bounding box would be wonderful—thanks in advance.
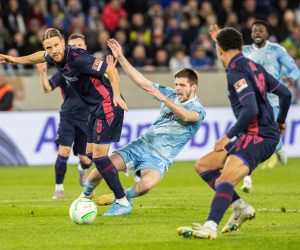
[69,198,97,224]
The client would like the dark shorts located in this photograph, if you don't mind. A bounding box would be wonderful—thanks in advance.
[225,133,278,173]
[56,116,88,155]
[87,106,124,144]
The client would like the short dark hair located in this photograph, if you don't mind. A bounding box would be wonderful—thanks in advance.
[68,33,85,42]
[175,68,199,86]
[251,19,269,30]
[216,27,243,51]
[42,28,64,42]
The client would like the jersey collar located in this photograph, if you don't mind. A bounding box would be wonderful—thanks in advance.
[227,53,244,70]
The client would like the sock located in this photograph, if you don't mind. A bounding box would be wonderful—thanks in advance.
[126,186,138,199]
[83,180,97,196]
[93,156,125,199]
[55,155,68,184]
[116,197,129,206]
[55,184,64,191]
[200,170,240,203]
[207,182,234,225]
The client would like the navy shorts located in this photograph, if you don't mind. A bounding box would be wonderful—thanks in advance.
[225,133,278,173]
[56,116,88,155]
[87,106,124,144]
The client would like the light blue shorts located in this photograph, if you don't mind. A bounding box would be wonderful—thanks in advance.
[115,140,168,178]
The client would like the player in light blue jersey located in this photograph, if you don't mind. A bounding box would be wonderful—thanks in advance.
[81,38,206,212]
[210,21,300,193]
[241,20,299,192]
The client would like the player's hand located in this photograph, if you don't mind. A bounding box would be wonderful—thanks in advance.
[113,95,128,111]
[107,39,123,59]
[146,87,167,102]
[36,62,47,73]
[214,135,230,152]
[0,54,18,64]
[278,122,286,137]
[106,54,117,67]
[282,77,294,88]
[209,24,219,43]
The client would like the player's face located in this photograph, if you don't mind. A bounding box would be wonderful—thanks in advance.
[251,24,268,47]
[42,36,65,62]
[68,38,87,50]
[174,77,196,102]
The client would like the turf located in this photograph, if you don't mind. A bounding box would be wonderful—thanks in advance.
[0,159,300,250]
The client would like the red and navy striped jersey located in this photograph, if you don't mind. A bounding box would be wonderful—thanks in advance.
[226,53,290,140]
[45,46,115,118]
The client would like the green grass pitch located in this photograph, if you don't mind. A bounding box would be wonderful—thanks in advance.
[1,159,300,250]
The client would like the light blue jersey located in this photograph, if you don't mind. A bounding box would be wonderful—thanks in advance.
[116,83,206,176]
[243,41,300,107]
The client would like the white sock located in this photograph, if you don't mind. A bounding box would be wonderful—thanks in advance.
[55,184,64,191]
[204,220,218,230]
[116,197,129,206]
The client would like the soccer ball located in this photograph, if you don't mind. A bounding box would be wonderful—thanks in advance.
[69,198,97,224]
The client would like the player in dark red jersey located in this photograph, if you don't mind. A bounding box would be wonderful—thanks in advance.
[36,33,94,200]
[0,28,131,216]
[177,27,291,239]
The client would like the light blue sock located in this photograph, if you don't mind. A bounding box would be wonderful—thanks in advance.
[83,181,97,196]
[126,186,138,199]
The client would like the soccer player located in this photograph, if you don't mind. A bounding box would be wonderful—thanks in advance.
[210,21,300,193]
[36,33,93,199]
[0,28,131,216]
[177,27,291,239]
[79,38,206,211]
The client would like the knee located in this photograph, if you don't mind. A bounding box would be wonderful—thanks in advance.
[195,157,209,174]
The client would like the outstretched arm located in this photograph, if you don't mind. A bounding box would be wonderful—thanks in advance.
[36,62,52,93]
[0,51,46,65]
[107,38,153,91]
[106,55,128,111]
[147,87,200,122]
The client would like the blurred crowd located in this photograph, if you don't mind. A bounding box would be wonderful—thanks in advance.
[0,0,300,102]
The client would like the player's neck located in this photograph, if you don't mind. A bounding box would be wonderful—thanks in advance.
[225,50,241,69]
[254,40,267,49]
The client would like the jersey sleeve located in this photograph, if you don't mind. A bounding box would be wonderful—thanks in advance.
[227,69,255,102]
[72,51,108,77]
[277,46,300,81]
[153,83,176,97]
[187,102,206,122]
[44,53,55,66]
[49,71,63,90]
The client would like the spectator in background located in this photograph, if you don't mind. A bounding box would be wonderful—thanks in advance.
[217,0,235,26]
[45,1,66,28]
[0,75,14,111]
[267,13,286,43]
[282,24,300,65]
[166,33,186,58]
[225,11,241,31]
[25,0,46,35]
[93,30,111,60]
[153,49,169,69]
[103,0,127,33]
[0,17,11,54]
[129,13,151,46]
[169,49,191,71]
[129,45,151,68]
[4,49,25,75]
[190,45,215,70]
[3,0,27,35]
